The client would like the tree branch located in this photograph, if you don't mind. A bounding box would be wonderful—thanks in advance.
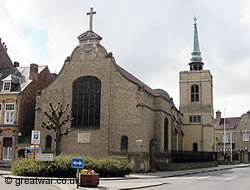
[41,102,73,155]
[60,128,74,136]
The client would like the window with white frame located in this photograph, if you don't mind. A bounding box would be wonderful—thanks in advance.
[243,132,249,142]
[4,103,15,124]
[223,133,230,143]
[3,82,11,91]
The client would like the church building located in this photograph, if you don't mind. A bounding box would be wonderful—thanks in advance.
[34,9,215,171]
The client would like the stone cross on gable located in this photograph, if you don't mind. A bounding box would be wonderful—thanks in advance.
[86,7,96,31]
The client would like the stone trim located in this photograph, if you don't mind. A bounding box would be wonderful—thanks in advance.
[179,79,212,83]
[136,103,171,116]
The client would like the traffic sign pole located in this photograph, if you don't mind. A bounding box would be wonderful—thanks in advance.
[71,158,84,189]
[76,168,79,189]
[33,144,36,161]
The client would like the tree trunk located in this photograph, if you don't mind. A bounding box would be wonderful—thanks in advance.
[55,132,61,156]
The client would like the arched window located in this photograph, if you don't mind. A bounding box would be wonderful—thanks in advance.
[45,135,52,149]
[120,135,128,152]
[18,149,25,158]
[193,143,198,152]
[191,85,199,102]
[72,76,101,128]
[164,118,169,151]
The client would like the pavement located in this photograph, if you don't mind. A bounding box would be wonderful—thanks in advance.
[1,163,250,190]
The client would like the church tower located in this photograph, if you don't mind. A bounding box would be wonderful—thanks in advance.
[179,17,215,152]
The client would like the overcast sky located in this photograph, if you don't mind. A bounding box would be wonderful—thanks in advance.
[0,0,250,117]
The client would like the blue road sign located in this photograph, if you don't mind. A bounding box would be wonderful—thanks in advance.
[72,158,84,168]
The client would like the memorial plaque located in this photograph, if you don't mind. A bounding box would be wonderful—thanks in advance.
[78,133,91,143]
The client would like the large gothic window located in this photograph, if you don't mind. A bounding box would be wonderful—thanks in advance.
[191,85,199,102]
[72,76,101,128]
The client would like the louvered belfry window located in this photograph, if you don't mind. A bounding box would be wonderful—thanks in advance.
[191,84,199,102]
[72,76,101,128]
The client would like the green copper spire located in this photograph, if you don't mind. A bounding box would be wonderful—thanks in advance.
[189,17,204,71]
[191,17,202,62]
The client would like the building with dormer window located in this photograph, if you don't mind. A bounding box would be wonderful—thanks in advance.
[0,39,53,163]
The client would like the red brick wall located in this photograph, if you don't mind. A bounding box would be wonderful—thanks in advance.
[0,41,12,68]
[18,67,53,143]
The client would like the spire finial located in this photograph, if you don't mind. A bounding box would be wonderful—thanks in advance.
[194,16,197,25]
[86,7,96,31]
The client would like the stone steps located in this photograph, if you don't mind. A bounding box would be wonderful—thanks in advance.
[0,161,11,168]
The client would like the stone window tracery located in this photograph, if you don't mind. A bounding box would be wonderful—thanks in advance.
[72,76,101,128]
[191,84,199,102]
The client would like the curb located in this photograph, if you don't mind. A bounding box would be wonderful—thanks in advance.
[119,183,167,190]
[161,164,250,178]
[68,182,166,190]
[101,164,250,180]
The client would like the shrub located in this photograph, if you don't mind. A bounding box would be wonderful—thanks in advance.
[12,158,50,177]
[12,155,132,178]
[48,155,76,177]
[93,158,132,177]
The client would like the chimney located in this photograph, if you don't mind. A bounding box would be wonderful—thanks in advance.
[216,110,221,120]
[247,111,250,117]
[14,61,20,67]
[29,63,38,81]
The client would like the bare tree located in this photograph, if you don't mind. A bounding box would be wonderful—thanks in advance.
[41,102,73,155]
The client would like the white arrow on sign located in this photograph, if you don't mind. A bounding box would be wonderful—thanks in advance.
[73,161,82,165]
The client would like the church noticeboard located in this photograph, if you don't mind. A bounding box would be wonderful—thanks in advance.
[78,133,91,144]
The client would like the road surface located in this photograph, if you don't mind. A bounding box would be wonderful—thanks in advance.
[144,167,250,190]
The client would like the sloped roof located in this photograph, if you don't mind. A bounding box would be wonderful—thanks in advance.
[115,64,178,112]
[216,117,241,129]
[0,40,12,68]
[0,65,47,92]
[116,65,159,96]
[2,74,20,84]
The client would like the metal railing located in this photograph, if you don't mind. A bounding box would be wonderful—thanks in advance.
[156,151,217,163]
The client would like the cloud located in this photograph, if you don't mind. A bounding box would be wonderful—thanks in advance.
[0,0,249,116]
